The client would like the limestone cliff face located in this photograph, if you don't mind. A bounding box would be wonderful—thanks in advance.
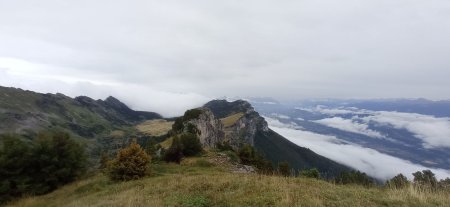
[183,100,269,149]
[223,111,269,148]
[186,108,225,148]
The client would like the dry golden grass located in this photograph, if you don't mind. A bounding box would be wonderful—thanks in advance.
[136,119,174,136]
[220,113,244,127]
[8,155,450,207]
[110,130,125,138]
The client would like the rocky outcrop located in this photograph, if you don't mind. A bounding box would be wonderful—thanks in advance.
[179,100,270,149]
[181,99,351,177]
[202,100,269,149]
[223,111,269,148]
[186,108,225,148]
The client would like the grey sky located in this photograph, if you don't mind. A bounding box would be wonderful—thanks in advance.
[1,0,450,116]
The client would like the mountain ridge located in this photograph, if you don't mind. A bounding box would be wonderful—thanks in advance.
[0,86,350,177]
[199,99,351,176]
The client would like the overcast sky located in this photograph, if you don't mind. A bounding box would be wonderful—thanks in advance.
[1,0,450,116]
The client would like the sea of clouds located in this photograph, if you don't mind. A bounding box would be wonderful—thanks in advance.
[265,109,450,181]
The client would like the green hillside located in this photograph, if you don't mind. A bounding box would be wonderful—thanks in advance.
[254,129,349,178]
[0,86,163,158]
[7,154,450,207]
[0,86,161,137]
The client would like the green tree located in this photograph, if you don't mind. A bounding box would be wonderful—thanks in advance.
[180,133,203,156]
[145,139,157,157]
[238,144,255,165]
[164,137,184,163]
[413,170,438,189]
[386,174,409,189]
[0,132,86,203]
[278,161,291,177]
[335,170,374,187]
[108,141,151,181]
[299,168,320,179]
[30,132,87,194]
[236,144,273,174]
[0,135,32,203]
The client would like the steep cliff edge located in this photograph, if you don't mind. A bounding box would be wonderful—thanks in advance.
[186,108,225,148]
[204,100,268,148]
[178,99,350,177]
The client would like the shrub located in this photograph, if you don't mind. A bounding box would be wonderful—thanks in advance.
[164,137,184,164]
[216,141,234,152]
[335,170,375,187]
[237,144,273,174]
[238,144,255,165]
[185,123,200,135]
[223,150,239,163]
[386,173,409,189]
[183,109,203,121]
[172,109,204,133]
[108,141,150,181]
[278,161,291,177]
[172,117,185,133]
[299,168,320,179]
[180,133,203,156]
[145,139,158,157]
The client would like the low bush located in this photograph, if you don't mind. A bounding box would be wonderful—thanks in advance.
[299,168,320,179]
[108,141,150,181]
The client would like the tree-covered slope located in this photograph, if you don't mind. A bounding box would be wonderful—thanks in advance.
[254,129,349,178]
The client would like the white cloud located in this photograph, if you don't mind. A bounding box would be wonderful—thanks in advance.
[314,117,385,138]
[361,111,450,148]
[301,105,369,115]
[270,113,291,120]
[300,104,450,149]
[1,0,450,100]
[263,116,301,130]
[267,118,450,180]
[0,58,210,117]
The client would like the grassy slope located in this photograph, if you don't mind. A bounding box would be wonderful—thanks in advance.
[136,119,174,137]
[8,155,450,207]
[220,113,244,127]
